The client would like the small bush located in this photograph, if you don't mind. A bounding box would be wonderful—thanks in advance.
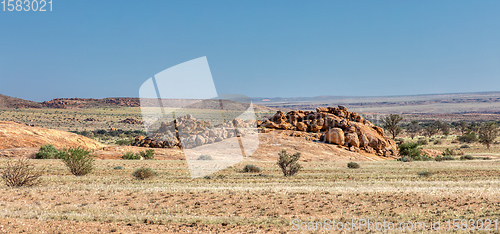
[347,162,360,169]
[417,171,433,177]
[35,144,59,159]
[122,151,140,160]
[433,139,442,145]
[197,155,213,160]
[1,159,43,187]
[460,155,474,160]
[59,147,95,176]
[138,149,155,160]
[113,166,124,170]
[132,167,156,180]
[460,144,470,149]
[277,150,302,177]
[243,165,261,173]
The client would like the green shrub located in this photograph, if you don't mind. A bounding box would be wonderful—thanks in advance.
[1,159,43,187]
[59,147,94,176]
[113,166,124,170]
[138,149,155,160]
[122,151,140,160]
[347,162,360,169]
[456,132,478,143]
[460,155,474,160]
[35,144,59,159]
[197,155,213,160]
[277,150,302,177]
[243,165,261,173]
[417,171,433,177]
[399,142,422,158]
[132,167,156,180]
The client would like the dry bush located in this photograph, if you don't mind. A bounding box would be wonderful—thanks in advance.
[277,150,301,177]
[1,159,43,187]
[132,167,157,180]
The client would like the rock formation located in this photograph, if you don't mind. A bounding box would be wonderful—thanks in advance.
[132,115,256,149]
[257,106,397,157]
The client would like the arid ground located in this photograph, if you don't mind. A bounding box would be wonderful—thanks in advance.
[1,159,499,233]
[1,95,500,233]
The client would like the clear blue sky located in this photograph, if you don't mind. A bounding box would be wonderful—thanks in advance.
[1,0,499,102]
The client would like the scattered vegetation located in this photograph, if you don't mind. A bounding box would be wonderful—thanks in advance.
[132,167,157,180]
[277,150,302,177]
[35,144,60,159]
[435,155,455,161]
[347,162,360,169]
[242,165,261,173]
[122,150,155,160]
[113,166,124,170]
[460,155,474,160]
[59,147,95,176]
[1,159,43,187]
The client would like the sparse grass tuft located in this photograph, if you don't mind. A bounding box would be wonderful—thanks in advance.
[113,166,124,170]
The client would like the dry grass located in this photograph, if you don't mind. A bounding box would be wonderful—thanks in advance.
[0,158,498,232]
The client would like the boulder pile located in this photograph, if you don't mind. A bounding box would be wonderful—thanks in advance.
[257,106,397,157]
[132,115,256,149]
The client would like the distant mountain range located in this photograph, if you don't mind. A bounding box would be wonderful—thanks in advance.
[252,91,500,114]
[2,91,500,114]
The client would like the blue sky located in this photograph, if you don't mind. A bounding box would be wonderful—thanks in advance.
[1,0,499,102]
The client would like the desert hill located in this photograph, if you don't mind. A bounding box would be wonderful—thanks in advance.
[0,94,42,109]
[0,95,274,112]
[0,121,105,150]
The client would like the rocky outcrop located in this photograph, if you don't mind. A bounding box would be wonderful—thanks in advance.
[257,106,397,157]
[132,115,256,149]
